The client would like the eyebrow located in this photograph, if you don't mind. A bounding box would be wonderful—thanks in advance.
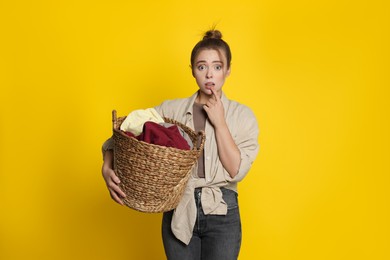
[195,60,223,65]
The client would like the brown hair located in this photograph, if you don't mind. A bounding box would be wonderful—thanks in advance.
[190,29,232,70]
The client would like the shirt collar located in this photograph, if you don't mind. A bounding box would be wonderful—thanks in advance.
[184,91,199,116]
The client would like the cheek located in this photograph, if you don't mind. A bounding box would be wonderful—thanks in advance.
[194,75,203,86]
[216,72,227,81]
[194,73,202,81]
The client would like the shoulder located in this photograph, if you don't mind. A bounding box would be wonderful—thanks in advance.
[224,97,259,136]
[159,97,190,107]
[225,98,256,119]
[154,96,193,119]
[155,97,191,110]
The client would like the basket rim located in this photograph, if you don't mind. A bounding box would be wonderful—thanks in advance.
[113,128,204,153]
[112,110,205,153]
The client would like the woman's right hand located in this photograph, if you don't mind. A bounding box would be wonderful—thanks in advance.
[102,150,126,205]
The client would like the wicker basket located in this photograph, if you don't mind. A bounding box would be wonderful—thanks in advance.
[112,110,205,213]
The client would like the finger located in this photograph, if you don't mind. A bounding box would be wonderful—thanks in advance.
[210,87,219,101]
[109,189,125,205]
[106,168,121,184]
[206,102,214,111]
[203,104,209,113]
[109,182,127,198]
[207,97,216,105]
[111,173,121,184]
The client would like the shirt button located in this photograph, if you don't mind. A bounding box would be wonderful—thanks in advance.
[206,156,210,160]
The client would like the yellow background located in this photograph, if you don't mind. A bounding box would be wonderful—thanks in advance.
[1,0,389,259]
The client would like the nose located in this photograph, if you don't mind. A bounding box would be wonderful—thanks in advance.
[206,68,213,78]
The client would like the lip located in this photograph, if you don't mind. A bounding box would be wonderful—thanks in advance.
[205,82,215,88]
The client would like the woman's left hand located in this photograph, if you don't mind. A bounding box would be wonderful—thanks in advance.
[203,88,226,128]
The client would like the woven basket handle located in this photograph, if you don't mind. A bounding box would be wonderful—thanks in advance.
[196,131,206,152]
[112,110,117,129]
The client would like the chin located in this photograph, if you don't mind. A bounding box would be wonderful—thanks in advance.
[199,89,211,95]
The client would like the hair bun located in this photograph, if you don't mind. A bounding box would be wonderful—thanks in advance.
[203,30,222,40]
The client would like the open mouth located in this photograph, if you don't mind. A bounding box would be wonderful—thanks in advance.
[205,82,215,88]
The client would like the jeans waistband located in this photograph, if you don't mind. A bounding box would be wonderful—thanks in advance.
[195,187,231,194]
[194,187,238,209]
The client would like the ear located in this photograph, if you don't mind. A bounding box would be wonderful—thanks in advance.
[190,65,195,77]
[226,67,231,77]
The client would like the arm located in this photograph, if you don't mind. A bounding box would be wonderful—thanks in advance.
[203,89,241,178]
[101,142,126,205]
[214,120,241,178]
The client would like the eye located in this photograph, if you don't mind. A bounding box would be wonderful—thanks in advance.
[197,64,207,71]
[214,65,222,70]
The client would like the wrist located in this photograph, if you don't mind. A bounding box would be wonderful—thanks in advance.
[103,150,114,168]
[214,120,228,131]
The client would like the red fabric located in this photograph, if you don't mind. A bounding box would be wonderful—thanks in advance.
[124,121,190,150]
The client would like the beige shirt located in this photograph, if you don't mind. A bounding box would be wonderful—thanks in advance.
[154,91,259,245]
[102,91,259,245]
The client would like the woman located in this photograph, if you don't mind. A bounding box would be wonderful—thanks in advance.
[102,29,259,260]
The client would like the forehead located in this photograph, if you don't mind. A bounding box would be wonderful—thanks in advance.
[195,48,226,63]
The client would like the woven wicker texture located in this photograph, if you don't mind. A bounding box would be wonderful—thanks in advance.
[112,110,205,213]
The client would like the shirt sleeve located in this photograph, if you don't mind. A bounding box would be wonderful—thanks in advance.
[226,106,260,182]
[154,100,171,118]
[101,137,114,160]
[154,103,163,116]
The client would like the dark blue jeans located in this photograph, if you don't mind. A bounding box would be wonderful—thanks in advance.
[162,188,242,260]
